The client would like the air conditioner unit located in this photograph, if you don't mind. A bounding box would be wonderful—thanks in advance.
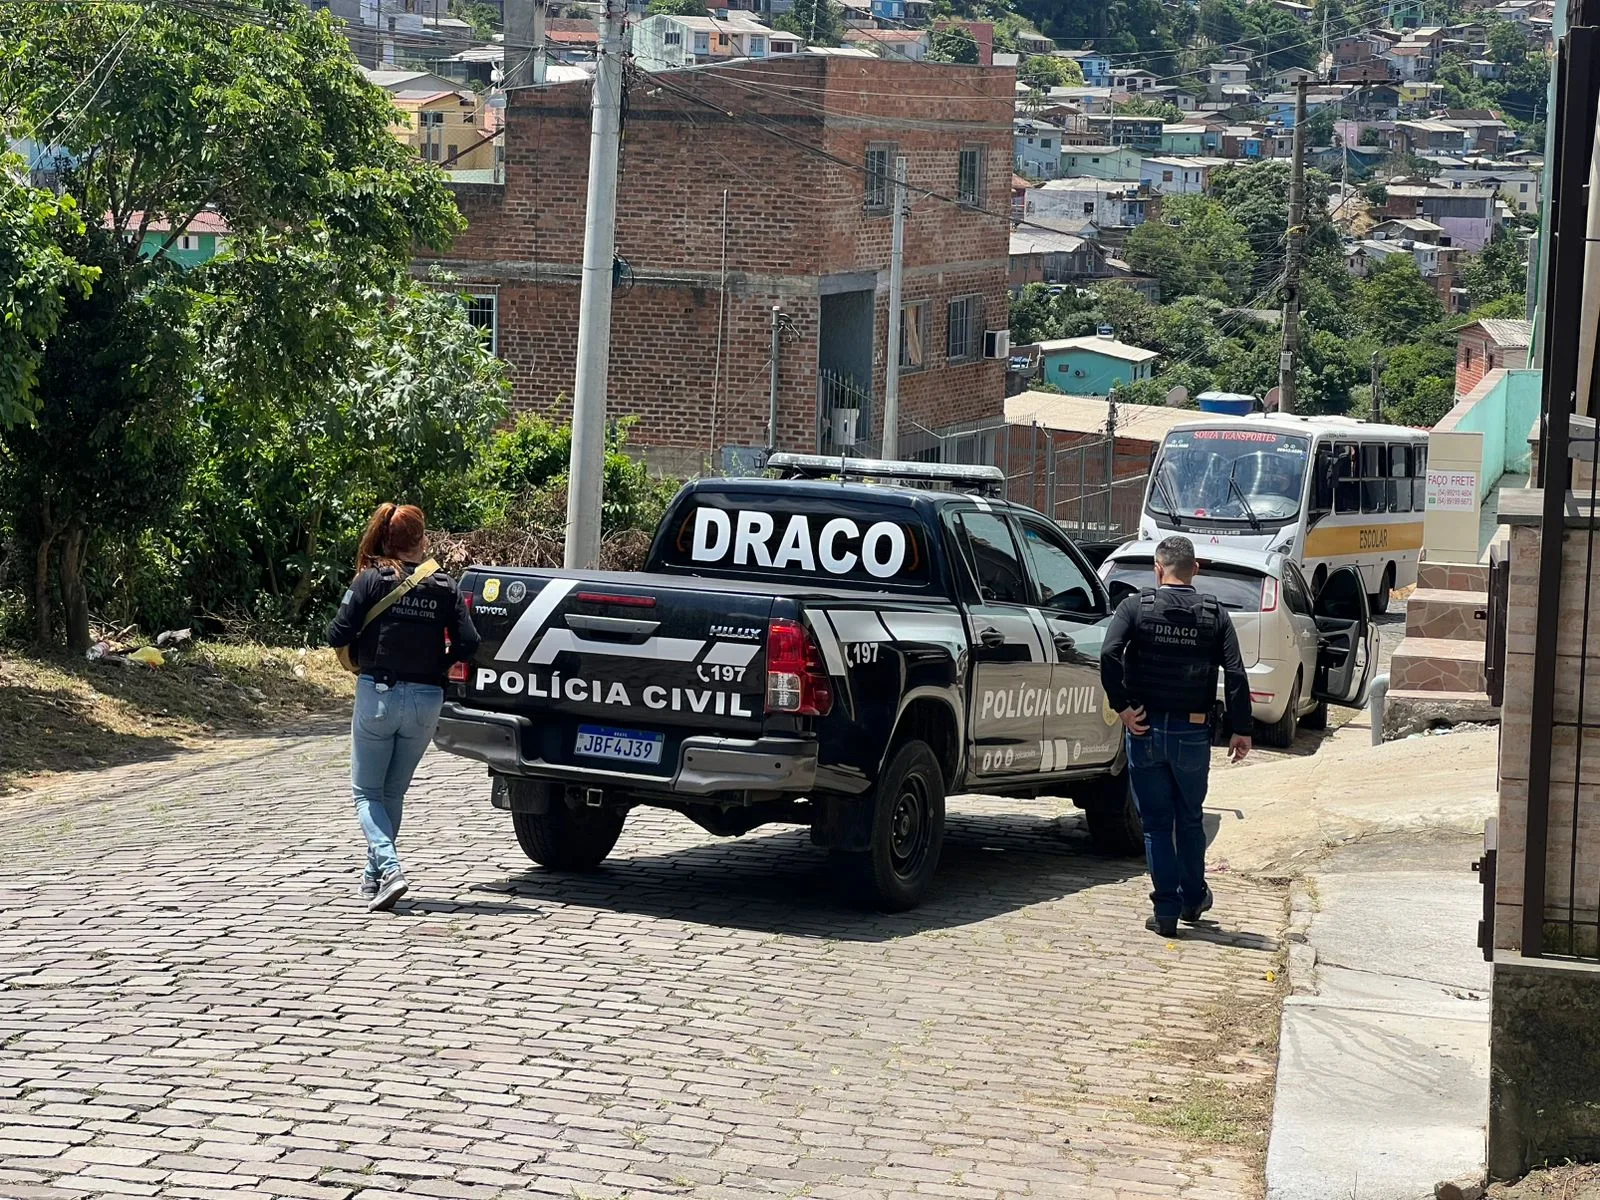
[983,329,1010,359]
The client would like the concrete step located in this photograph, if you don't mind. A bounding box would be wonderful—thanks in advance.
[1383,687,1499,737]
[1418,561,1489,592]
[1389,636,1488,694]
[1405,587,1489,642]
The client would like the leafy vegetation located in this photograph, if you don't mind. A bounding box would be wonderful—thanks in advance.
[0,0,676,652]
[929,25,981,63]
[1009,160,1528,428]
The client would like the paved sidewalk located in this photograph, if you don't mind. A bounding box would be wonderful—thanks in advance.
[1266,834,1491,1200]
[0,735,1285,1200]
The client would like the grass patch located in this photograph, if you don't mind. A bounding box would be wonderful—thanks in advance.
[0,642,353,791]
[1136,1087,1253,1144]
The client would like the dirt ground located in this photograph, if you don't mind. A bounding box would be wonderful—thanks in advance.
[0,642,352,793]
[1492,1164,1600,1199]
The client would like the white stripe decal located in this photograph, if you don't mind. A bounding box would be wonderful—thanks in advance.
[527,629,706,665]
[1040,739,1055,772]
[879,611,966,649]
[995,613,1045,664]
[494,578,577,662]
[810,612,849,679]
[970,496,991,511]
[828,609,891,642]
[701,641,761,667]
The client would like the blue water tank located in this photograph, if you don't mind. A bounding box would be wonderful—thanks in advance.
[1196,391,1255,416]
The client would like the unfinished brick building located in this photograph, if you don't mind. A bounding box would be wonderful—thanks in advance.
[420,55,1013,474]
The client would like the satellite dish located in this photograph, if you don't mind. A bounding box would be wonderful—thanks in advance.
[1165,385,1188,407]
[1263,387,1282,412]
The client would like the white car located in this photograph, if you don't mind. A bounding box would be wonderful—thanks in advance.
[1098,541,1375,747]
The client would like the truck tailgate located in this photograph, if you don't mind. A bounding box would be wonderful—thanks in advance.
[462,572,777,777]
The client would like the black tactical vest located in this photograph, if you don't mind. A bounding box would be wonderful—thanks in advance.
[1124,587,1224,715]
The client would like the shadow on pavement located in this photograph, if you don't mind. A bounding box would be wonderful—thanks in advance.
[404,806,1145,941]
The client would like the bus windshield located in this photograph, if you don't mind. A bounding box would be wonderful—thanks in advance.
[1150,429,1311,524]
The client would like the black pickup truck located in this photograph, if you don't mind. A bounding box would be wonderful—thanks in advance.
[434,455,1136,910]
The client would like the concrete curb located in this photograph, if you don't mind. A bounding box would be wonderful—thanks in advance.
[1285,878,1318,996]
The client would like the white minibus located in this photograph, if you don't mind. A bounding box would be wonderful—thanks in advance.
[1137,413,1431,610]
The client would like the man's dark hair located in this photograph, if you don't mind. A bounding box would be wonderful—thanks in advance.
[1154,535,1197,581]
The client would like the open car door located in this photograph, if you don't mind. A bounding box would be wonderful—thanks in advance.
[1311,564,1374,706]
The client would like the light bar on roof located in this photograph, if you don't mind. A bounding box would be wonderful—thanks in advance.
[766,452,1006,497]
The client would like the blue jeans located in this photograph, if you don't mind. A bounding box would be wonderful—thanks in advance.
[1126,713,1212,921]
[351,677,444,879]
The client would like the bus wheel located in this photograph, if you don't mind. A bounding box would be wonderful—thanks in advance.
[1370,563,1395,615]
[1312,564,1328,597]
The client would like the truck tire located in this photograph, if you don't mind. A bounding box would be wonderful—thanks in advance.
[1083,774,1144,857]
[838,739,945,912]
[1259,677,1300,748]
[511,803,626,871]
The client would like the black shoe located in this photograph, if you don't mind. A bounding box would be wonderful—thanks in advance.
[1146,915,1178,937]
[1180,888,1214,925]
[367,869,409,912]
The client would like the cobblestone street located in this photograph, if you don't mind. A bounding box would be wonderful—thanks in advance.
[0,735,1285,1200]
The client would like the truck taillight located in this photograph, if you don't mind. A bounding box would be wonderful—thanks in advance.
[448,660,470,683]
[1260,577,1279,613]
[766,619,833,717]
[461,591,474,609]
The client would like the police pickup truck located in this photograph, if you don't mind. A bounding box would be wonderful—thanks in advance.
[434,455,1136,910]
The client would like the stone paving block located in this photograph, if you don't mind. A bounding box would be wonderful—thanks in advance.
[0,736,1286,1199]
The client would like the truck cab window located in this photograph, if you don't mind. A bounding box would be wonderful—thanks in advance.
[954,511,1029,605]
[1017,518,1098,615]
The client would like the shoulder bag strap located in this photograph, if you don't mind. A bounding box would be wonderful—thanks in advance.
[358,559,441,634]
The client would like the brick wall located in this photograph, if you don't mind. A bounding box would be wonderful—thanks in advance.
[419,56,1012,470]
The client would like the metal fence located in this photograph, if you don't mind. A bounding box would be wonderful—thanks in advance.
[808,391,1153,540]
[1521,18,1600,962]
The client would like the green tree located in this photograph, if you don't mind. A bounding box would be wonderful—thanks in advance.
[1009,283,1062,344]
[1243,1,1316,70]
[0,0,465,647]
[1020,55,1084,88]
[648,0,711,14]
[1209,161,1340,268]
[1488,20,1527,65]
[1378,340,1457,426]
[1197,0,1249,45]
[1124,194,1256,302]
[774,0,842,44]
[929,25,981,63]
[451,0,502,38]
[1458,228,1528,309]
[1351,257,1445,345]
[0,232,195,648]
[1114,95,1184,123]
[0,169,99,428]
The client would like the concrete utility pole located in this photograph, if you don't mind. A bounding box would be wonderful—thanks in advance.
[1278,79,1309,417]
[503,0,547,86]
[563,0,625,570]
[1370,350,1383,423]
[881,156,908,461]
[766,305,781,454]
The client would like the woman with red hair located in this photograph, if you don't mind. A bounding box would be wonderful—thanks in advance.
[327,503,480,911]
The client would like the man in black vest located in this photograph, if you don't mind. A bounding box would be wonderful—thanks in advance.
[1100,536,1253,937]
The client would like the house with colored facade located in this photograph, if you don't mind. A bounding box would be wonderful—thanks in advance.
[1014,118,1064,179]
[1025,177,1158,229]
[1035,334,1159,395]
[1158,124,1216,155]
[1057,144,1143,179]
[632,15,801,71]
[388,89,496,170]
[1139,155,1227,194]
[131,212,229,267]
[1453,318,1531,395]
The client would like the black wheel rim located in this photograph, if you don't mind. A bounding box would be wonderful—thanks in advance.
[888,771,934,881]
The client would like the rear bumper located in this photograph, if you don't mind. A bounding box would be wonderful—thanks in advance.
[1216,659,1300,723]
[432,702,818,796]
